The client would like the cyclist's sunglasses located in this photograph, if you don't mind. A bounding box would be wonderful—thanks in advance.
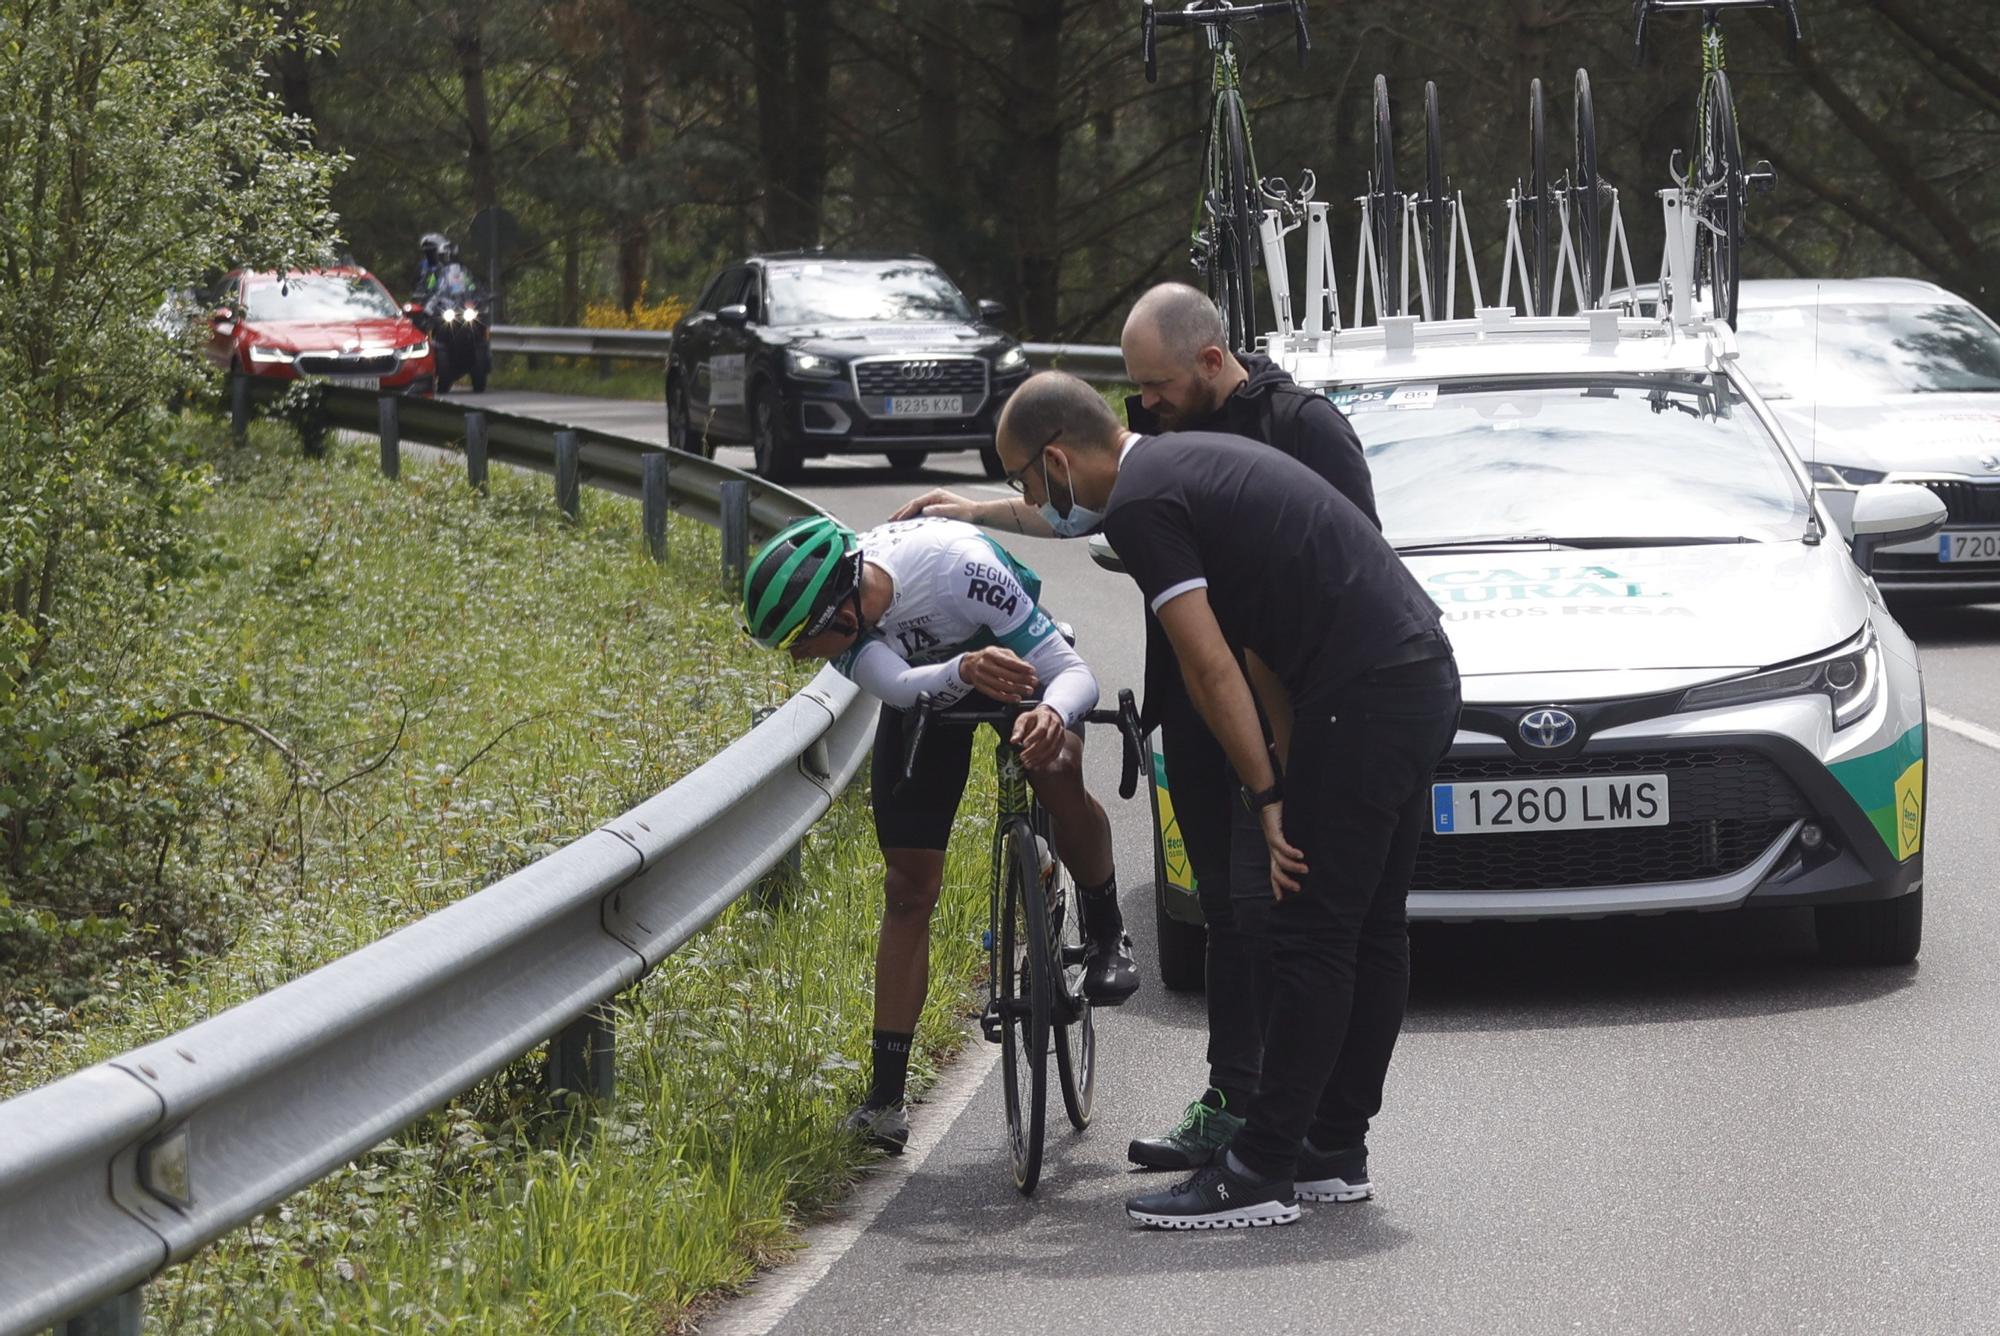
[1003,429,1063,495]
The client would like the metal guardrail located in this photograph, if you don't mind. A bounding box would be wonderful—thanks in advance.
[486,325,1130,383]
[0,387,879,1336]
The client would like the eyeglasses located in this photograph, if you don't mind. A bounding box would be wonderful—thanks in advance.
[1003,429,1062,495]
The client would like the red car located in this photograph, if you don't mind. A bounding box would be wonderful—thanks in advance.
[205,266,435,394]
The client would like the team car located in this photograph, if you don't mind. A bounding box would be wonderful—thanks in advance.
[1116,309,1942,974]
[204,266,435,395]
[1734,278,2000,602]
[664,252,1030,481]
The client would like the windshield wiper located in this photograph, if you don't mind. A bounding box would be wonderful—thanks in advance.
[1394,534,1577,554]
[1912,384,2000,394]
[1536,535,1755,548]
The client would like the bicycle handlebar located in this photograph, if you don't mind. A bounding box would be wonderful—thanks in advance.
[1142,0,1309,85]
[897,688,1145,802]
[1632,0,1803,66]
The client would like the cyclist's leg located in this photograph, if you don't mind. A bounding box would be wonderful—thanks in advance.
[1025,727,1138,1002]
[860,703,974,1125]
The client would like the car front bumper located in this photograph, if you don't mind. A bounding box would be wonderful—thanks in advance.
[783,367,1026,455]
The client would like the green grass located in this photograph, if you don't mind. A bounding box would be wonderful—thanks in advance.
[0,423,998,1331]
[487,356,664,402]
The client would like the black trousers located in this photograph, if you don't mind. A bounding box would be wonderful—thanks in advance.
[1158,693,1273,1108]
[1229,654,1460,1180]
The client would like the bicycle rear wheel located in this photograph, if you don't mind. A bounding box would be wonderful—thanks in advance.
[997,819,1052,1195]
[1421,80,1448,318]
[1370,74,1400,317]
[1696,70,1744,327]
[1049,856,1095,1131]
[1527,77,1551,317]
[1573,67,1603,310]
[1211,88,1259,353]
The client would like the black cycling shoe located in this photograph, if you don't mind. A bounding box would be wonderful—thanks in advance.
[1126,1158,1299,1230]
[1082,932,1140,1004]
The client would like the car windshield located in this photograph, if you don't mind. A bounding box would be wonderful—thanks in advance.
[764,262,973,325]
[1337,375,1811,548]
[1734,300,2000,398]
[243,273,399,323]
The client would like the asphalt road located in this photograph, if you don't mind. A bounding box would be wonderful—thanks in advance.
[481,390,2000,1335]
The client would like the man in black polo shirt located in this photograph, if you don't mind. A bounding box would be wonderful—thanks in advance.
[993,371,1460,1231]
[890,285,1380,1172]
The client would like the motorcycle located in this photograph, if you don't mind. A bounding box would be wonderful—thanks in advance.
[425,291,492,393]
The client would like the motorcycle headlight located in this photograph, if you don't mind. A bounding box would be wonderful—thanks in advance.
[1806,462,1887,490]
[787,349,841,378]
[996,344,1028,372]
[1678,628,1881,730]
[397,341,430,360]
[246,344,294,364]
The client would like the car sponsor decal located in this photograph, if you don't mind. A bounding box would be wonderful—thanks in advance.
[1327,383,1438,415]
[1150,747,1195,893]
[1827,723,1925,860]
[1422,565,1685,620]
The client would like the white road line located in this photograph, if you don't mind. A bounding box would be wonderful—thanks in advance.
[1931,708,2000,753]
[701,1033,1002,1336]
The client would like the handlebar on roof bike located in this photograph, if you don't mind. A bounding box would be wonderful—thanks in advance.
[897,689,1144,802]
[1632,0,1803,65]
[1142,0,1309,85]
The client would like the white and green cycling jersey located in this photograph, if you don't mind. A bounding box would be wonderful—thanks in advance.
[832,518,1099,727]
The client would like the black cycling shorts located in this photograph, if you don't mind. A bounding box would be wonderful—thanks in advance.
[870,697,981,852]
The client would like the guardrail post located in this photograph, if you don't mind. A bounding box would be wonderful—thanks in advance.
[545,1006,615,1110]
[642,453,669,561]
[59,1285,143,1335]
[229,373,251,446]
[299,398,326,458]
[719,480,750,585]
[751,704,804,905]
[465,411,489,490]
[554,430,580,520]
[377,395,400,479]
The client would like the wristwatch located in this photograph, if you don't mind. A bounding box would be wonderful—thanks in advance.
[1240,780,1283,812]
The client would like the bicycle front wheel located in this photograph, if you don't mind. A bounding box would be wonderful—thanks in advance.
[1527,77,1551,317]
[1212,88,1258,353]
[1371,74,1400,317]
[1050,859,1096,1131]
[1696,70,1744,327]
[1574,67,1603,310]
[997,819,1052,1195]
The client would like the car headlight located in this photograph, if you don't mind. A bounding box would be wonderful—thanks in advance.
[246,344,294,364]
[1678,628,1881,730]
[787,349,841,378]
[996,344,1028,372]
[1806,462,1887,489]
[397,341,430,360]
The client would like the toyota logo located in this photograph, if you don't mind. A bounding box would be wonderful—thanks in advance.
[902,360,944,383]
[1519,708,1578,750]
[1982,453,2000,474]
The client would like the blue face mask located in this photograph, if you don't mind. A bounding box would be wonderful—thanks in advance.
[1037,453,1104,538]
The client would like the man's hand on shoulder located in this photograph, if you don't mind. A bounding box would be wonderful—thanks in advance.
[888,488,981,523]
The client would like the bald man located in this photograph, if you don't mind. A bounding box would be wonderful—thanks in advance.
[891,285,1382,1175]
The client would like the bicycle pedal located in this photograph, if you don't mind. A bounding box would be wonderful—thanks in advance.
[980,1004,1006,1044]
[1748,160,1777,192]
[1060,944,1088,966]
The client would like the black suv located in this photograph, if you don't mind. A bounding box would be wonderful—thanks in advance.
[664,252,1030,481]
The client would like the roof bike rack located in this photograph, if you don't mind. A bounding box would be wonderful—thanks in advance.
[1258,170,1315,337]
[1499,179,1641,318]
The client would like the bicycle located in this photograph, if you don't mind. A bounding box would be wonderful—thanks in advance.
[896,687,1143,1195]
[1633,0,1803,327]
[1142,0,1309,353]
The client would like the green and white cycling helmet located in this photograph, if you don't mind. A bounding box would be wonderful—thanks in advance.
[742,514,863,651]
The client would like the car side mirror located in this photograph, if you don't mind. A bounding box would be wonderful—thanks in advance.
[978,299,1007,324]
[716,303,750,328]
[1848,482,1947,572]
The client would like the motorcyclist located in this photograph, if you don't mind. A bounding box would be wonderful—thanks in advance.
[414,232,451,295]
[422,243,480,318]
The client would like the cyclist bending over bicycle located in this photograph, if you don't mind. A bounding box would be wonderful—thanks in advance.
[742,514,1140,1152]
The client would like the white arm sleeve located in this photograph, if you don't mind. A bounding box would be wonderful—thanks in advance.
[842,638,973,711]
[1023,631,1100,730]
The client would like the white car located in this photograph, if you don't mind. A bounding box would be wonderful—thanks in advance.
[1734,278,2000,601]
[1217,311,1937,965]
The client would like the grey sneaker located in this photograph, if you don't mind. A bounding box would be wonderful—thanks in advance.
[841,1097,909,1155]
[1125,1159,1299,1230]
[1295,1141,1373,1203]
[1127,1090,1245,1170]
